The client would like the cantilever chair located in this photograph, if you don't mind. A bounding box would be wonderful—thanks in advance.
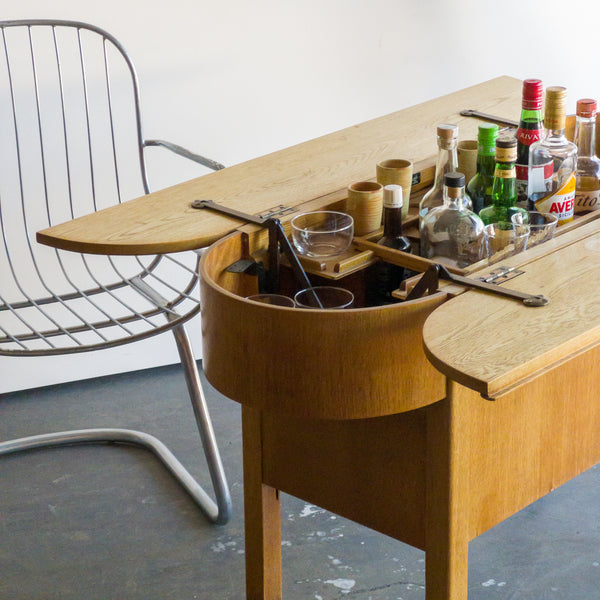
[0,20,231,524]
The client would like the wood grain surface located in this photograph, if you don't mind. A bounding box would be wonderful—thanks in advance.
[37,76,522,255]
[423,217,600,398]
[200,232,448,419]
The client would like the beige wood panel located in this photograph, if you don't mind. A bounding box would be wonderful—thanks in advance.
[37,76,522,255]
[261,409,428,550]
[423,218,600,398]
[458,346,600,539]
[200,232,448,419]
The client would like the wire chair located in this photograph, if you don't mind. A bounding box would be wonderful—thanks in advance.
[0,19,231,525]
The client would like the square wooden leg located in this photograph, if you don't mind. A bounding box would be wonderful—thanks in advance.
[242,406,282,599]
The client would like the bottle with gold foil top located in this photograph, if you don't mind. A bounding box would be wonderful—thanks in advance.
[527,86,577,225]
[479,137,528,225]
[574,98,600,214]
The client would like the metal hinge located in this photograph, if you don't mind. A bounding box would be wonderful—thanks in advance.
[257,205,297,220]
[478,266,524,284]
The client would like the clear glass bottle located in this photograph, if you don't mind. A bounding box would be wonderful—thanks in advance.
[373,184,412,303]
[479,136,528,225]
[516,78,545,208]
[527,86,577,225]
[574,98,600,214]
[420,172,485,268]
[467,122,499,214]
[419,124,472,225]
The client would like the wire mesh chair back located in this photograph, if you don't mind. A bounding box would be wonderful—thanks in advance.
[0,20,201,356]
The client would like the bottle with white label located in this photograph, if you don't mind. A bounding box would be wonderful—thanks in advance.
[574,98,600,214]
[527,86,577,225]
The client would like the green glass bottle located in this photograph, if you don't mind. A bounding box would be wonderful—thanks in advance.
[479,137,528,225]
[467,123,499,214]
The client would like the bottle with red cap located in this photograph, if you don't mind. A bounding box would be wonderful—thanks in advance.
[574,98,600,214]
[516,79,547,208]
[528,86,577,225]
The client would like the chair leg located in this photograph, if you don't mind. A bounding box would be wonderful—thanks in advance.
[0,325,232,526]
[170,322,232,525]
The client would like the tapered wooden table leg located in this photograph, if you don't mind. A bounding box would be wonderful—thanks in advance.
[425,385,471,600]
[242,406,282,600]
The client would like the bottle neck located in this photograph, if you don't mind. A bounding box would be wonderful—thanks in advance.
[476,147,496,175]
[443,185,467,208]
[544,105,567,139]
[492,161,517,207]
[519,106,544,124]
[382,205,404,237]
[575,115,596,158]
[433,139,458,189]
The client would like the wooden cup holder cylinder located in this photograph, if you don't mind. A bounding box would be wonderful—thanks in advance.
[199,230,448,420]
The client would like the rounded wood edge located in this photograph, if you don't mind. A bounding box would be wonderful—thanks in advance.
[200,232,448,420]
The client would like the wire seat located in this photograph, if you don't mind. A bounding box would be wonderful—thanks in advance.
[0,19,231,525]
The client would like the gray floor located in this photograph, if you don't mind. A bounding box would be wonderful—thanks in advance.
[1,363,599,600]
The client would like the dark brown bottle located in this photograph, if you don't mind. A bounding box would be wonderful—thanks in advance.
[373,184,411,303]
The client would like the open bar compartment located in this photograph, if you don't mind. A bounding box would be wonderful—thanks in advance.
[199,127,600,421]
[195,90,600,600]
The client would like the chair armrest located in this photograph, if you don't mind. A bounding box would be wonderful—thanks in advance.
[144,139,225,171]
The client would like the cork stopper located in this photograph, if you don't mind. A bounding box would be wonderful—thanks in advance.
[444,172,464,198]
[576,98,597,118]
[544,86,568,130]
[495,136,517,163]
[437,124,458,140]
[522,78,543,110]
[383,184,403,208]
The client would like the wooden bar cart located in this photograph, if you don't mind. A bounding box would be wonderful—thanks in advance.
[38,76,600,599]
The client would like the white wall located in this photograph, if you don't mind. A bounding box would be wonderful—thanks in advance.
[3,0,600,393]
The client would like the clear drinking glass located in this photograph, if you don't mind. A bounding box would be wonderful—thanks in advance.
[294,286,354,309]
[511,211,557,248]
[246,294,296,307]
[484,222,529,264]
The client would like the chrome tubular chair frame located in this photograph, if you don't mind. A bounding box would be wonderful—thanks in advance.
[0,19,231,525]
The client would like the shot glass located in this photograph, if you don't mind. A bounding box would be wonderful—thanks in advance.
[376,159,413,218]
[346,181,383,236]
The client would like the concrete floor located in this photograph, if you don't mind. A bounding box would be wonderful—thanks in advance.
[1,363,599,600]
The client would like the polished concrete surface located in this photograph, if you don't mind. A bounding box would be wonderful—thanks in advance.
[1,363,599,600]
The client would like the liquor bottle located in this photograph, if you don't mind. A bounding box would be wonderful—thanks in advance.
[479,137,528,225]
[420,172,485,268]
[528,86,577,225]
[573,98,600,214]
[419,125,472,225]
[516,79,546,208]
[373,184,412,303]
[467,122,499,214]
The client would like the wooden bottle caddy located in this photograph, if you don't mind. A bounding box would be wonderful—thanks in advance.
[37,77,600,600]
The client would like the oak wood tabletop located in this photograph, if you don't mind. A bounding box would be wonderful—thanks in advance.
[423,217,600,399]
[37,76,522,255]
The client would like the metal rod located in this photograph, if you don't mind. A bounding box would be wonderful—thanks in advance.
[193,199,323,307]
[460,109,519,128]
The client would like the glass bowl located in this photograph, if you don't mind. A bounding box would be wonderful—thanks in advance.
[511,211,558,247]
[291,211,354,258]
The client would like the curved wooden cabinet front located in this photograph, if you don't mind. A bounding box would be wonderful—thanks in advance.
[200,232,447,420]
